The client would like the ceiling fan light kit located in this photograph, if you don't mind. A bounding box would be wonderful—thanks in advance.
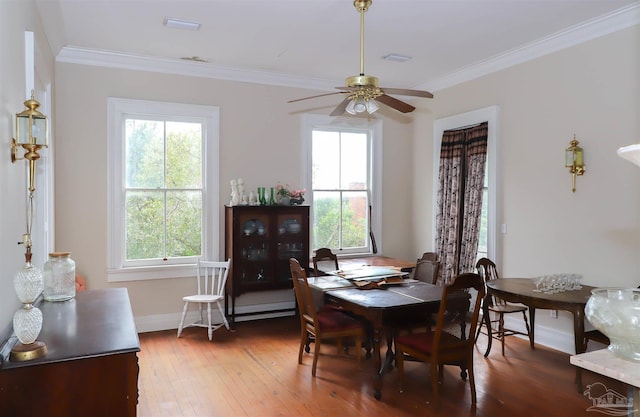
[288,0,432,116]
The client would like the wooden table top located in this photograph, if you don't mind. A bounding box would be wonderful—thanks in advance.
[487,278,594,306]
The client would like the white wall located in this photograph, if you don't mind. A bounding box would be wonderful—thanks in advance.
[414,25,640,352]
[53,64,415,331]
[0,1,54,339]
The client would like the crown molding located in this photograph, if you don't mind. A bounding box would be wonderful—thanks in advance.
[56,3,640,93]
[55,47,339,92]
[421,3,640,92]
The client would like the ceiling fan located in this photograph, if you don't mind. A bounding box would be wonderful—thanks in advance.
[288,0,433,116]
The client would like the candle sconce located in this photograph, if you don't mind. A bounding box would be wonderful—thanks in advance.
[565,135,585,192]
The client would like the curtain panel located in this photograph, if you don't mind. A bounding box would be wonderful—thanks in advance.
[435,122,488,284]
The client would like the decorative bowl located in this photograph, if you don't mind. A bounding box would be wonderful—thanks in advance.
[585,288,640,361]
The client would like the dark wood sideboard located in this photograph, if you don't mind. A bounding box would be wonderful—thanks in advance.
[0,288,140,417]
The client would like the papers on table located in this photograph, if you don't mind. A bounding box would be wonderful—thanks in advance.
[327,266,408,282]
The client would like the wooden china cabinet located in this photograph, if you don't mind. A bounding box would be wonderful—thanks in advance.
[225,205,309,325]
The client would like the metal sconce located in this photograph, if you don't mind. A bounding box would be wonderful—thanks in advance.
[9,91,49,361]
[11,91,48,193]
[565,135,585,192]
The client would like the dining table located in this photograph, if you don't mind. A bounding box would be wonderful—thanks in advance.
[309,272,469,400]
[486,277,595,390]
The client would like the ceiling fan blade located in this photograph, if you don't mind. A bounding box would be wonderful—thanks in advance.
[375,94,416,113]
[330,97,351,116]
[288,91,346,103]
[380,87,434,99]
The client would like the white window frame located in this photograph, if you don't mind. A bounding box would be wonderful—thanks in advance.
[107,98,220,282]
[433,106,499,262]
[302,114,383,256]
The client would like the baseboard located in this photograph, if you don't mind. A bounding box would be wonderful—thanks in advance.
[135,301,296,333]
[502,315,576,354]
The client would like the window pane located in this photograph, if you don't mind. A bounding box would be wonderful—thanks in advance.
[125,191,164,260]
[125,119,164,188]
[166,122,202,189]
[312,131,340,189]
[340,133,367,190]
[166,191,202,257]
[312,191,340,249]
[341,191,368,249]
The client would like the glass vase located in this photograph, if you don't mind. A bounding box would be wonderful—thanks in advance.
[43,252,76,302]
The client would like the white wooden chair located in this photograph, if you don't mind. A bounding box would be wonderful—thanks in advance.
[177,259,231,341]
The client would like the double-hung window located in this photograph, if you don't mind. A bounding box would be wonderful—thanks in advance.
[303,114,382,256]
[107,98,220,281]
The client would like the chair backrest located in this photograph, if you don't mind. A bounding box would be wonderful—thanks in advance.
[196,259,231,296]
[475,257,501,306]
[413,259,440,285]
[475,257,499,282]
[290,258,319,331]
[432,272,485,354]
[312,248,339,276]
[418,252,438,263]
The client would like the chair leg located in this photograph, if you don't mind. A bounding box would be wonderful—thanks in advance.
[468,354,477,405]
[177,301,189,337]
[216,301,231,330]
[298,330,307,364]
[521,310,532,349]
[312,336,321,377]
[431,362,440,407]
[395,348,405,390]
[207,303,213,341]
[499,313,506,355]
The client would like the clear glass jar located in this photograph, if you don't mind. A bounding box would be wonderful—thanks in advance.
[43,252,76,302]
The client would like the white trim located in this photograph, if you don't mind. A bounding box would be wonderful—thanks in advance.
[422,3,640,92]
[433,106,500,262]
[136,301,295,333]
[106,98,220,282]
[54,5,640,93]
[502,315,576,355]
[301,114,383,255]
[56,46,338,91]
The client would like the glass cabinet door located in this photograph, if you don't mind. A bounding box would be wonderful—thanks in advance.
[236,212,271,285]
[275,210,307,283]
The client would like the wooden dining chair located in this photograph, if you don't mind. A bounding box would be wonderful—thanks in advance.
[312,247,339,276]
[413,257,440,285]
[394,272,485,407]
[289,258,364,376]
[475,257,531,356]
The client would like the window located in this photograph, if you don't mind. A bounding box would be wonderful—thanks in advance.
[107,98,220,281]
[303,114,382,256]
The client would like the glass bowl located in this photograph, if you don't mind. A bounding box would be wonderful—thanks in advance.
[585,288,640,361]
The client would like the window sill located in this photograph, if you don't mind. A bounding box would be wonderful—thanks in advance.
[107,264,196,282]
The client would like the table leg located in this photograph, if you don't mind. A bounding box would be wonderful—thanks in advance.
[372,327,383,400]
[573,307,586,392]
[482,302,492,357]
[528,306,536,349]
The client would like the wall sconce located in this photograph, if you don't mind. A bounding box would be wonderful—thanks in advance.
[9,91,49,361]
[11,91,48,193]
[565,135,585,192]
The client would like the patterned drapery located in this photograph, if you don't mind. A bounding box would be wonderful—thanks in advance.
[435,122,488,284]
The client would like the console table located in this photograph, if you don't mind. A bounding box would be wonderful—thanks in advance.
[0,288,140,417]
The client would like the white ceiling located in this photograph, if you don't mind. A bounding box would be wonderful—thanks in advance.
[36,0,640,93]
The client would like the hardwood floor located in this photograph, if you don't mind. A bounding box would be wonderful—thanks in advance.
[137,316,623,417]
